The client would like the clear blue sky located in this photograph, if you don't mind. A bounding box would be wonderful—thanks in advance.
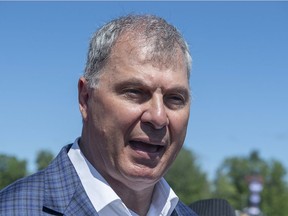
[1,2,287,180]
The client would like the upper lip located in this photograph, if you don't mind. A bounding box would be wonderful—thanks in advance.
[129,137,167,146]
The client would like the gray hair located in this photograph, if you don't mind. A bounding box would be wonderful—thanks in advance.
[84,14,192,87]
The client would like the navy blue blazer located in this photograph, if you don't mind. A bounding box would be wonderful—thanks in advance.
[0,144,198,216]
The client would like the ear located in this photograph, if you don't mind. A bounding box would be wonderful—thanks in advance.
[78,77,90,121]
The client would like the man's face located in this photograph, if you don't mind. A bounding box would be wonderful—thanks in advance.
[79,38,190,191]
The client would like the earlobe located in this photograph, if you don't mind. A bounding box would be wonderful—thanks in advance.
[78,77,89,121]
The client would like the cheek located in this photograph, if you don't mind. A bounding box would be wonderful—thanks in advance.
[170,111,189,137]
[162,111,189,164]
[111,105,143,131]
[93,103,143,147]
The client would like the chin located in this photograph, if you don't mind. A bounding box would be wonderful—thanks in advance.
[123,166,163,185]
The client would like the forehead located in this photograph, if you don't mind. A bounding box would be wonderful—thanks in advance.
[98,36,189,91]
[108,34,188,75]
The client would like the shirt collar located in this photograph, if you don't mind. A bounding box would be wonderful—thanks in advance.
[148,178,179,216]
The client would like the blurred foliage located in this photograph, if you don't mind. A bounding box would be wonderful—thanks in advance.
[0,154,27,189]
[36,150,54,171]
[214,150,288,215]
[165,147,211,204]
[0,150,54,190]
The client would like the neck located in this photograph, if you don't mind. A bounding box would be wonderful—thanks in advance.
[109,179,155,216]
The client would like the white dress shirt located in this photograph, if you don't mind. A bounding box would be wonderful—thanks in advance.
[68,138,179,216]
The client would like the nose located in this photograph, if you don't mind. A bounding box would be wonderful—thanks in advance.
[141,94,169,129]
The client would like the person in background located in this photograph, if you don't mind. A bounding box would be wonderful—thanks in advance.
[0,14,197,215]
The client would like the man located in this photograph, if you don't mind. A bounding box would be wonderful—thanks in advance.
[0,14,197,215]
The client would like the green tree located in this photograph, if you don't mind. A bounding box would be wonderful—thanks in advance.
[261,160,288,215]
[214,150,288,215]
[0,154,27,189]
[35,150,54,171]
[165,147,211,204]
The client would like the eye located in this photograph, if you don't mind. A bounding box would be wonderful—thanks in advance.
[164,94,187,109]
[122,88,142,97]
[121,88,149,103]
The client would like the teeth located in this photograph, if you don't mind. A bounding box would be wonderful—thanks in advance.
[130,141,160,153]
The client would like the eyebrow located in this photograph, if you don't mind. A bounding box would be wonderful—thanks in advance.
[114,78,148,89]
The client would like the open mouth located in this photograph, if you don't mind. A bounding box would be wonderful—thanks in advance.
[129,141,164,154]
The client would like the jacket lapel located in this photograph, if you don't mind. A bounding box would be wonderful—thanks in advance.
[63,185,98,216]
[42,145,98,215]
